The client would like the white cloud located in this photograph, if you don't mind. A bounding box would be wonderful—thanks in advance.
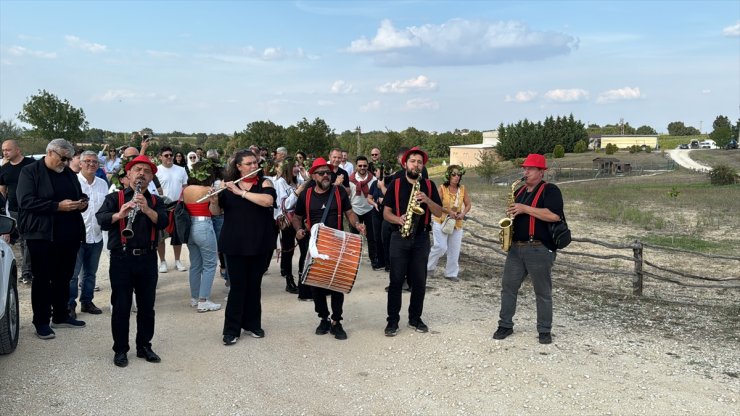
[505,91,538,103]
[544,89,589,102]
[7,45,56,59]
[701,89,712,94]
[403,98,439,111]
[146,50,180,59]
[347,18,577,66]
[93,89,176,103]
[330,80,356,94]
[262,47,284,60]
[65,35,106,53]
[317,100,335,107]
[378,75,437,93]
[596,87,641,103]
[722,21,740,37]
[360,100,381,112]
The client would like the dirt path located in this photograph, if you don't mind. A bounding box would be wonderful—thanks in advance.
[1,239,738,415]
[667,149,712,172]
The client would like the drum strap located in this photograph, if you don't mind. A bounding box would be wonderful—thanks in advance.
[305,186,341,230]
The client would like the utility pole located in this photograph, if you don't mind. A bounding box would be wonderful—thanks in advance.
[355,126,361,156]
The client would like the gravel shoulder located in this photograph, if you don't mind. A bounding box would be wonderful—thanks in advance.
[1,222,738,415]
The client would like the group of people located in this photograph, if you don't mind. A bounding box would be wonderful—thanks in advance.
[1,136,565,367]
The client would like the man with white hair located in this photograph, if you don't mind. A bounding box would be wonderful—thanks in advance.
[275,147,288,163]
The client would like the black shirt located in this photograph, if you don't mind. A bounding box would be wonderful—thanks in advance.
[294,185,352,231]
[383,166,428,187]
[218,180,277,256]
[512,181,564,250]
[383,176,442,235]
[49,169,83,243]
[0,157,35,211]
[96,187,169,250]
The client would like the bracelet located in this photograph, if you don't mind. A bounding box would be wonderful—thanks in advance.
[241,190,247,199]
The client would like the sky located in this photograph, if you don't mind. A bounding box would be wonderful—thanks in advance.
[1,0,738,135]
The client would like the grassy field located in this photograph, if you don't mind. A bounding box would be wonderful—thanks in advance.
[658,134,707,149]
[687,149,740,169]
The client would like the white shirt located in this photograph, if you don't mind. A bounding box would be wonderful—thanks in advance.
[272,177,299,220]
[340,161,354,176]
[156,164,189,202]
[348,172,376,216]
[78,172,109,243]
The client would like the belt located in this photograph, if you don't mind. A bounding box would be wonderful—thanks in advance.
[111,247,153,256]
[191,216,211,221]
[512,240,542,246]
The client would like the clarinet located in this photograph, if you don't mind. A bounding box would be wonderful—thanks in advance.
[121,180,142,238]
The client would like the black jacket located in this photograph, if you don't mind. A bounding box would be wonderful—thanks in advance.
[17,157,86,241]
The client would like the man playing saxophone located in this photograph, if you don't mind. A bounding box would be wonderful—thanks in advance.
[492,154,564,345]
[382,147,443,336]
[96,155,169,367]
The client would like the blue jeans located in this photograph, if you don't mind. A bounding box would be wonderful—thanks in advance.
[69,240,104,306]
[498,244,555,333]
[188,217,218,299]
[211,214,229,281]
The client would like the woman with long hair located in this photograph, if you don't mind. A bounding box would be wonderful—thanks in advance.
[272,157,309,295]
[427,165,472,282]
[174,152,188,172]
[219,150,276,345]
[182,160,222,312]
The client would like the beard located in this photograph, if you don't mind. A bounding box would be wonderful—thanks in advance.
[317,177,331,190]
[406,168,420,180]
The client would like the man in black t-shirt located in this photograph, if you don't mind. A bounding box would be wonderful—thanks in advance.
[292,157,365,341]
[0,139,36,284]
[492,154,564,345]
[382,147,443,337]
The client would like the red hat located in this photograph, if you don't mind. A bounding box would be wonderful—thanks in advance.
[308,157,335,175]
[521,154,547,169]
[401,147,428,166]
[125,155,158,174]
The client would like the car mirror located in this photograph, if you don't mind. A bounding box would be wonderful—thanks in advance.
[0,215,17,235]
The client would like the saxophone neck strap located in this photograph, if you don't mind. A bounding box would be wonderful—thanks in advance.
[527,181,547,239]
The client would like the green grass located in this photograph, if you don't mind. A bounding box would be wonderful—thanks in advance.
[658,134,708,149]
[632,235,738,254]
[687,149,740,170]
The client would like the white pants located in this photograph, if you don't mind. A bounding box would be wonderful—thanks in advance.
[427,222,464,278]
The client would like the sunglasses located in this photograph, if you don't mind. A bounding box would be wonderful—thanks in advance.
[314,170,331,176]
[189,156,197,160]
[162,154,173,158]
[450,172,462,177]
[371,153,379,156]
[356,165,368,168]
[52,149,71,163]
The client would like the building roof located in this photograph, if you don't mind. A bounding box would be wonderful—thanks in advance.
[449,143,497,149]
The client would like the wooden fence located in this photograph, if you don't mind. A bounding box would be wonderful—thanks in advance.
[463,216,740,296]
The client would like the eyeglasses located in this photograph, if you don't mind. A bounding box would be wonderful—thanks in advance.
[161,154,173,158]
[82,160,99,165]
[314,170,331,176]
[356,165,368,168]
[450,172,461,177]
[52,150,71,163]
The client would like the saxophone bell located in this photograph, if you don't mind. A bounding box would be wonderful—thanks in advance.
[498,176,525,252]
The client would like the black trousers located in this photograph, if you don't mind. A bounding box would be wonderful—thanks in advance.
[312,286,344,322]
[27,239,80,326]
[370,208,385,268]
[382,220,393,272]
[279,226,297,277]
[349,210,377,267]
[296,237,311,299]
[387,231,430,324]
[109,251,158,353]
[223,253,265,337]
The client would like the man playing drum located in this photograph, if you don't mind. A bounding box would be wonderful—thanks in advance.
[292,157,366,340]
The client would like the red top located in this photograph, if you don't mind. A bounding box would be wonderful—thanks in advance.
[186,201,211,216]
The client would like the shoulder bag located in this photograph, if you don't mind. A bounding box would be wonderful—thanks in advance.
[440,187,459,235]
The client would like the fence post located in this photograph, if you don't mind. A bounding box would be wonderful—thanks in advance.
[632,240,643,296]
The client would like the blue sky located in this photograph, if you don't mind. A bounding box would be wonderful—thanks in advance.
[1,0,738,135]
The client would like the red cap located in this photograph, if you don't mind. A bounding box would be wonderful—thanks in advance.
[125,155,158,174]
[308,157,335,175]
[521,154,547,169]
[401,147,428,166]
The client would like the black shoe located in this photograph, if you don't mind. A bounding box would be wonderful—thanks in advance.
[114,352,128,367]
[21,276,33,285]
[244,328,265,338]
[493,326,513,340]
[538,332,552,344]
[384,322,399,337]
[315,319,331,335]
[408,319,429,333]
[372,264,384,271]
[330,322,347,340]
[68,305,77,320]
[384,266,390,272]
[223,334,239,345]
[51,317,86,328]
[285,276,299,294]
[297,296,313,302]
[35,325,56,340]
[136,346,161,363]
[81,302,103,315]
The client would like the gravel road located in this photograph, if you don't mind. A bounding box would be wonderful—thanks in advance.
[1,236,738,415]
[667,149,713,172]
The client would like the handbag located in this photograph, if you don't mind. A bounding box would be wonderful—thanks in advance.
[549,217,571,249]
[440,187,460,235]
[173,191,191,244]
[276,188,296,231]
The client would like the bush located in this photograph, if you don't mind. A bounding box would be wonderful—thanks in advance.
[708,164,737,185]
[644,145,652,153]
[605,143,618,155]
[573,140,588,153]
[553,144,565,158]
[475,150,502,183]
[628,145,640,154]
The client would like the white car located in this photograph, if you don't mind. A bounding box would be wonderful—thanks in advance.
[0,215,19,354]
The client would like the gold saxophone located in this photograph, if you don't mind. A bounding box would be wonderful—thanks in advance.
[401,180,425,238]
[498,177,525,252]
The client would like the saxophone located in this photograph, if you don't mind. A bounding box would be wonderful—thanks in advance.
[498,177,525,252]
[400,180,425,238]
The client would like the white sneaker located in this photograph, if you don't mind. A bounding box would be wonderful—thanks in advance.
[175,260,187,272]
[190,298,198,307]
[158,261,168,273]
[197,300,221,312]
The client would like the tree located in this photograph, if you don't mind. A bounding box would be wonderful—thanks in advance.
[573,140,588,153]
[667,121,700,136]
[229,120,285,154]
[284,117,334,157]
[636,125,657,135]
[553,144,565,158]
[17,89,89,140]
[709,115,732,148]
[0,117,23,140]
